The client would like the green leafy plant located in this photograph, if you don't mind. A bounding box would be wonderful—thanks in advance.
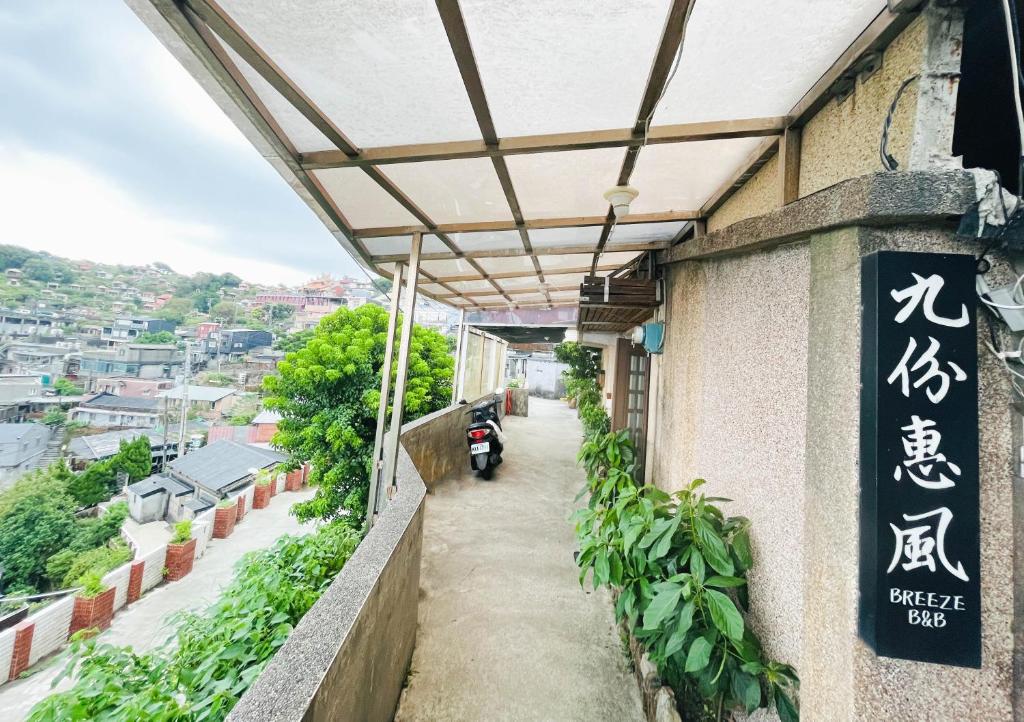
[77,571,106,599]
[30,522,361,721]
[216,499,235,509]
[171,520,193,545]
[572,431,799,721]
[263,304,452,525]
[554,341,601,380]
[254,469,272,487]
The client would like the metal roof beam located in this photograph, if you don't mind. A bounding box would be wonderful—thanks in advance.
[298,117,789,169]
[354,211,699,238]
[590,0,697,273]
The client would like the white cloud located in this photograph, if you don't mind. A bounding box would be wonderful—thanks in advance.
[136,41,252,150]
[0,142,309,285]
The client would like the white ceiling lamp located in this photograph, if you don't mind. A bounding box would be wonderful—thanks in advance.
[603,185,639,218]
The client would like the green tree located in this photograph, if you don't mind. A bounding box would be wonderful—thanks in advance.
[0,244,34,270]
[68,460,115,507]
[210,300,239,323]
[42,408,66,426]
[156,298,193,324]
[110,437,153,482]
[263,304,452,524]
[0,476,77,592]
[53,377,83,396]
[273,329,314,353]
[136,330,177,345]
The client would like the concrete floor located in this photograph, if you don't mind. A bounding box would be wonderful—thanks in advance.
[395,397,644,722]
[0,486,317,721]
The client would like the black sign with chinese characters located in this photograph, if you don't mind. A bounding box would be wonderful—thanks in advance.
[860,251,980,668]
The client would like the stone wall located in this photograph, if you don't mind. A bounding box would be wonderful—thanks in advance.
[226,402,478,721]
[654,172,1018,719]
[399,395,495,490]
[651,240,810,669]
[708,12,934,232]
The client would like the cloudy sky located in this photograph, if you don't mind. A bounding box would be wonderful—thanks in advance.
[0,1,362,286]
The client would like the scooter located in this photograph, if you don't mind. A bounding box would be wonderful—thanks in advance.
[464,395,504,480]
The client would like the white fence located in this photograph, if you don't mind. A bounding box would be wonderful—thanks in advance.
[27,596,74,666]
[103,562,132,614]
[139,545,166,594]
[192,508,216,560]
[0,626,14,681]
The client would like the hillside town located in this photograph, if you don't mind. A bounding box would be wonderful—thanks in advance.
[0,244,456,493]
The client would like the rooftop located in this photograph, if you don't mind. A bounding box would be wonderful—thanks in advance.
[127,474,192,498]
[251,410,283,425]
[169,439,284,492]
[158,385,238,402]
[0,423,47,443]
[67,429,170,460]
[80,393,161,412]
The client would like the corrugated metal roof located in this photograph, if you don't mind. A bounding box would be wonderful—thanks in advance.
[169,440,284,492]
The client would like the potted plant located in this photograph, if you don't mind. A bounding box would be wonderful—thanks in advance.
[165,520,196,582]
[253,469,272,509]
[69,571,116,637]
[213,498,237,539]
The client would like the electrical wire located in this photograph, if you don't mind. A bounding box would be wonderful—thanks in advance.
[880,75,921,171]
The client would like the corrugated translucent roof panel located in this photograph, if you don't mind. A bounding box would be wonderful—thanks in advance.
[460,0,670,137]
[653,0,886,124]
[383,159,514,224]
[476,256,539,275]
[506,148,626,219]
[215,34,333,153]
[498,276,543,290]
[218,0,481,147]
[419,259,479,277]
[545,272,590,287]
[311,168,419,228]
[529,226,601,249]
[610,221,687,244]
[629,138,765,213]
[361,235,450,256]
[446,231,524,253]
[133,0,893,310]
[448,280,496,293]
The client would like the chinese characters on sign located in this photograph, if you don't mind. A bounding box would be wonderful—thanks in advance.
[860,252,980,668]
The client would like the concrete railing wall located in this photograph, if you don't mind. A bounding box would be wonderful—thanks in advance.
[227,401,476,721]
[398,394,496,489]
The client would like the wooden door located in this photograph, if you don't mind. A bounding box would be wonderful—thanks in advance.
[612,338,651,479]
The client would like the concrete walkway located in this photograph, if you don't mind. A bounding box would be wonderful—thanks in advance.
[395,397,644,722]
[0,486,317,721]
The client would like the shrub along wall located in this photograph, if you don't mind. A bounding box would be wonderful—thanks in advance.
[571,409,800,721]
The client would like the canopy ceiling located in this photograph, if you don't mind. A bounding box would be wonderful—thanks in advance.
[133,0,900,310]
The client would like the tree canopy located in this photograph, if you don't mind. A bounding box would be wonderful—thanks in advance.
[136,330,177,345]
[263,304,452,524]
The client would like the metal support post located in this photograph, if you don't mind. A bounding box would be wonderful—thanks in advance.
[381,232,423,497]
[366,263,405,527]
[450,308,465,404]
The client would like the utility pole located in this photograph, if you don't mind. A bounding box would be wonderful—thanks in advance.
[177,340,191,457]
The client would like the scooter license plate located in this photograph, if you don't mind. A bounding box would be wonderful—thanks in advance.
[470,442,490,454]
